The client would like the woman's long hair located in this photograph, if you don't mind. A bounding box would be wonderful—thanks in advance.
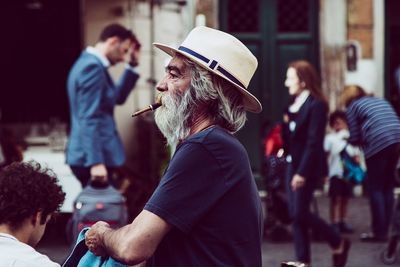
[288,60,327,104]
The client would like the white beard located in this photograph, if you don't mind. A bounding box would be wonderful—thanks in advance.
[155,90,191,148]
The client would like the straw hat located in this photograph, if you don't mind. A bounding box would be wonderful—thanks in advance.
[153,26,262,113]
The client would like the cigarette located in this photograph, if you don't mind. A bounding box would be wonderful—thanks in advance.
[131,102,162,117]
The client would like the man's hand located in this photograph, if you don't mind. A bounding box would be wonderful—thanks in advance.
[90,164,108,183]
[129,42,141,67]
[85,221,111,256]
[291,174,306,191]
[353,155,361,164]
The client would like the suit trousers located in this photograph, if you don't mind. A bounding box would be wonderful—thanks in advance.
[286,164,341,263]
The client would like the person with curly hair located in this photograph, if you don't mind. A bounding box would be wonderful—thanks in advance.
[0,161,65,266]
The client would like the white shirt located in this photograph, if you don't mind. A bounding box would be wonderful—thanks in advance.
[288,90,311,132]
[86,46,110,67]
[288,90,310,113]
[324,129,360,178]
[0,233,60,267]
[86,46,139,73]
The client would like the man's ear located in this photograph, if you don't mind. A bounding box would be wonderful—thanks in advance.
[31,211,48,226]
[108,36,120,46]
[30,211,42,226]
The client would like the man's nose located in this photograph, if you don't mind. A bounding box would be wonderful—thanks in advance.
[156,77,167,92]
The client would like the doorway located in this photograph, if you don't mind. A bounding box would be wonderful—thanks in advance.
[219,0,320,178]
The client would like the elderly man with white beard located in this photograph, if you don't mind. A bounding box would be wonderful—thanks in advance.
[85,26,264,267]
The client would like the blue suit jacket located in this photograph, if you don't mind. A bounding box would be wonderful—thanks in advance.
[66,51,139,167]
[286,95,328,179]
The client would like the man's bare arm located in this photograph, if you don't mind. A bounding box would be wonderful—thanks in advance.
[86,210,171,265]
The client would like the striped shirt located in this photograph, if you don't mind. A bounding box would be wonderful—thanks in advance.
[346,96,400,159]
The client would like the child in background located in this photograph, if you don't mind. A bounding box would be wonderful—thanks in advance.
[263,123,284,157]
[324,110,361,234]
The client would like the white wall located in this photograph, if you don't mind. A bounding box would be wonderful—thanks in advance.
[345,58,377,95]
[344,0,385,96]
[320,0,385,103]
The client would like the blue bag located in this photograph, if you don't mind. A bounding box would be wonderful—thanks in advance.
[340,146,366,184]
[63,228,126,267]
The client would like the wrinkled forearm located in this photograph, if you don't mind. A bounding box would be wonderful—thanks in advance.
[101,224,149,265]
[100,210,170,265]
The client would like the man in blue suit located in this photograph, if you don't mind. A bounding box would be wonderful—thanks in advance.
[66,24,141,187]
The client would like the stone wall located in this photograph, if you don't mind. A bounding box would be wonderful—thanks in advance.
[347,0,373,59]
[195,0,216,27]
[320,0,382,109]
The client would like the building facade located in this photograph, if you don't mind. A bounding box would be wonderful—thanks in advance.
[2,0,398,182]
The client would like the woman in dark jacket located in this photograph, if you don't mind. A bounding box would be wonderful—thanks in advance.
[340,85,400,242]
[284,60,349,267]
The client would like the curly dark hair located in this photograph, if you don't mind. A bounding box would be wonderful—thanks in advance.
[329,110,347,128]
[0,161,65,230]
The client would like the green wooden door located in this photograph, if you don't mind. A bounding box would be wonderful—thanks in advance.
[219,0,319,184]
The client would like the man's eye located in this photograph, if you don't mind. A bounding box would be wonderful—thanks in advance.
[169,72,178,78]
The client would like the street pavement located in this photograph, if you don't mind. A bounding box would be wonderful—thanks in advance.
[37,193,398,267]
[261,195,396,267]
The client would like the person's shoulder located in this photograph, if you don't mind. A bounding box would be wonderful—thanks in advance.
[70,52,102,74]
[75,51,102,67]
[325,132,336,140]
[355,95,373,104]
[5,259,60,267]
[22,249,60,267]
[308,96,327,109]
[325,131,341,145]
[184,126,240,151]
[304,98,327,118]
[355,96,389,111]
[0,241,60,267]
[337,129,350,137]
[197,126,236,143]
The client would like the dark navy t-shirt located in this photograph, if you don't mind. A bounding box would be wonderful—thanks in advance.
[144,126,263,267]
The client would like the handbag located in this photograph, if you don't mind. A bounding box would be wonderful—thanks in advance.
[340,145,366,184]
